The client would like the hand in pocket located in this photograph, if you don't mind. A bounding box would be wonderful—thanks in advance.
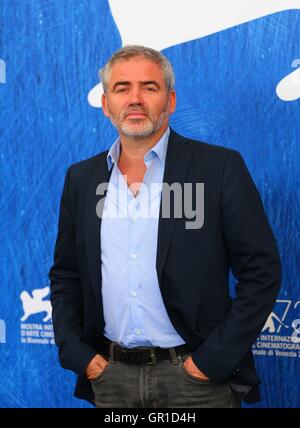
[85,354,109,380]
[183,356,210,381]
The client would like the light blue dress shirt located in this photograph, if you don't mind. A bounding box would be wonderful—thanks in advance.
[100,128,185,348]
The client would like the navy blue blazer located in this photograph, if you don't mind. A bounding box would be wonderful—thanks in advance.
[49,129,281,404]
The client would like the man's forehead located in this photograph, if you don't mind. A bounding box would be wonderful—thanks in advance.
[109,57,164,79]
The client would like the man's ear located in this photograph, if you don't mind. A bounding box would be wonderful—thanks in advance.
[101,93,109,117]
[168,90,176,115]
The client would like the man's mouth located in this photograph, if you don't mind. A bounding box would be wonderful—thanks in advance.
[125,111,147,119]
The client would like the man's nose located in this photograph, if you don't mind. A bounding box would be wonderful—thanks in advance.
[128,87,144,105]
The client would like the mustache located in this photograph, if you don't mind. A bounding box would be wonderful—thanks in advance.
[121,107,149,119]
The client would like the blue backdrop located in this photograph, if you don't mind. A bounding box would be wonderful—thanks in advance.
[0,0,299,408]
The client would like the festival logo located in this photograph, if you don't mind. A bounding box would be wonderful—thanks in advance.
[253,299,300,358]
[20,286,52,322]
[276,59,300,101]
[20,287,54,346]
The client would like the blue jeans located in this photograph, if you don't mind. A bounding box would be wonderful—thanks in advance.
[90,353,241,408]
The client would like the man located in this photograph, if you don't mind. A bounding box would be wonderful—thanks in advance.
[49,45,281,408]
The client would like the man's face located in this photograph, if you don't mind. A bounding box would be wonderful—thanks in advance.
[101,57,176,139]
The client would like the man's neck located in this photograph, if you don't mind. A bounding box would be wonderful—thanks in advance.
[118,124,169,164]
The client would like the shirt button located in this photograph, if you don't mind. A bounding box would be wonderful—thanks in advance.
[130,254,137,260]
[130,291,137,297]
[132,216,138,222]
[135,329,141,335]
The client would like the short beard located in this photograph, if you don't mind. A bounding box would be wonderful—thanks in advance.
[109,104,170,140]
[120,113,166,139]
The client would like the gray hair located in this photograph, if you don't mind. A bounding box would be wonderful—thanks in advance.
[99,45,175,93]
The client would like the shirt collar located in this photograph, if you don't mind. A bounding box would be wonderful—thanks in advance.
[106,127,170,171]
[106,138,121,171]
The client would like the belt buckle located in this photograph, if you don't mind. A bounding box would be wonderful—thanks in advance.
[148,348,157,365]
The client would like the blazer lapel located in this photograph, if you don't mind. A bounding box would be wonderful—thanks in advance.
[156,130,195,284]
[85,153,112,307]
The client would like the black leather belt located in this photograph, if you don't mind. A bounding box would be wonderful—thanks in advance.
[100,336,190,365]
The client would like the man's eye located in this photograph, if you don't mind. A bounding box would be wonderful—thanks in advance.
[115,87,127,93]
[145,87,156,92]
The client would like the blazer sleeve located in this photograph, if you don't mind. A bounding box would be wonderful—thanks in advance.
[49,167,97,376]
[191,150,282,382]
